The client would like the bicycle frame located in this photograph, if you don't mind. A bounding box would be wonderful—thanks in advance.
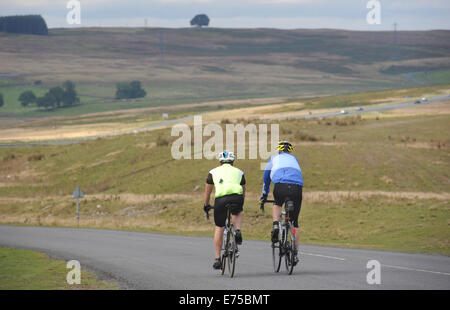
[261,199,297,275]
[204,203,238,278]
[221,205,238,277]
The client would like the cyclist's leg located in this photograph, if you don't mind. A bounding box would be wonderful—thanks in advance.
[226,194,244,244]
[291,186,302,249]
[213,197,228,266]
[272,183,284,222]
[293,227,300,249]
[214,225,225,259]
[272,183,285,242]
[272,205,282,222]
[270,205,281,243]
[231,212,242,230]
[230,212,242,245]
[228,194,244,230]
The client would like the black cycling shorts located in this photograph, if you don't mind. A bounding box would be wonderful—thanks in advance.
[213,194,244,227]
[273,183,302,228]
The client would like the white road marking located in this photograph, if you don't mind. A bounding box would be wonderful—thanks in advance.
[300,252,346,261]
[300,252,450,277]
[382,264,450,276]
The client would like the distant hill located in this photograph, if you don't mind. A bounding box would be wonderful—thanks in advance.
[0,27,449,116]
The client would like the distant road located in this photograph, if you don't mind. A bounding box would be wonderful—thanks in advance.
[1,93,449,148]
[302,93,449,120]
[0,225,449,289]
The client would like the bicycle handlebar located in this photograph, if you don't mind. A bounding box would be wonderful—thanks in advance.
[204,199,275,219]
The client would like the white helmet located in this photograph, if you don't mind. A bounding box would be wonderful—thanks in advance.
[218,150,235,163]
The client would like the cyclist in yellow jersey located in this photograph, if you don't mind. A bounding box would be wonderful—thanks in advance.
[204,150,246,270]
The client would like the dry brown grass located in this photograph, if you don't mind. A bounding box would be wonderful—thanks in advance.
[304,191,450,204]
[87,193,195,204]
[1,190,448,207]
[387,100,450,116]
[0,122,145,141]
[396,142,449,149]
[105,150,124,157]
[0,210,211,234]
[0,155,45,186]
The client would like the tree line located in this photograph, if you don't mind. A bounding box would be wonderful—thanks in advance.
[0,15,48,35]
[115,81,146,99]
[19,81,80,109]
[0,80,147,111]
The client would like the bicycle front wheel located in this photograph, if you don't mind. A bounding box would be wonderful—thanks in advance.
[284,228,296,275]
[221,231,228,275]
[226,228,237,278]
[272,228,282,273]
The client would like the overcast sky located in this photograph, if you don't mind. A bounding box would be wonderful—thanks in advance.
[1,0,449,30]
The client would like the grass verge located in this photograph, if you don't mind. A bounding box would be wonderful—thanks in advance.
[0,247,117,289]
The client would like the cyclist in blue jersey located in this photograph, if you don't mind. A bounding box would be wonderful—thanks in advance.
[259,141,303,265]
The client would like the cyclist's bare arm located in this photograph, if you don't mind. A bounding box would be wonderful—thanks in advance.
[204,183,214,206]
[242,184,246,200]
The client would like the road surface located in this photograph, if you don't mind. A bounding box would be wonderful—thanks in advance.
[302,94,449,120]
[0,225,449,289]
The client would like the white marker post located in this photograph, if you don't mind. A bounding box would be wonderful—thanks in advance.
[72,186,84,227]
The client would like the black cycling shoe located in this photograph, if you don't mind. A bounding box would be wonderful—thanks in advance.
[271,225,279,243]
[235,230,242,245]
[213,258,222,270]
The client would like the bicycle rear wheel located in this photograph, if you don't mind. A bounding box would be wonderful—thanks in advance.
[284,228,296,275]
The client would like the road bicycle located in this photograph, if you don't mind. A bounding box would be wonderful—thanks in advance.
[260,199,297,275]
[204,204,239,278]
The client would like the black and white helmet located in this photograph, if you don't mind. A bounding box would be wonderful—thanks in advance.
[218,150,235,163]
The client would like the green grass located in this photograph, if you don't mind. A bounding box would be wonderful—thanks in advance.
[0,80,295,117]
[0,107,449,255]
[422,69,450,84]
[0,247,117,289]
[300,197,450,254]
[0,83,98,116]
[0,85,48,114]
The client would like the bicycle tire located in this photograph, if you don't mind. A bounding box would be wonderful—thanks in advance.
[221,229,228,275]
[272,224,282,273]
[284,227,295,275]
[227,226,236,278]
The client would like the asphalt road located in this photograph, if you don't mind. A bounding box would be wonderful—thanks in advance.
[0,225,449,289]
[302,93,450,120]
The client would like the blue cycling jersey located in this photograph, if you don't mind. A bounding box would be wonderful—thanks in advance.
[262,152,303,195]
